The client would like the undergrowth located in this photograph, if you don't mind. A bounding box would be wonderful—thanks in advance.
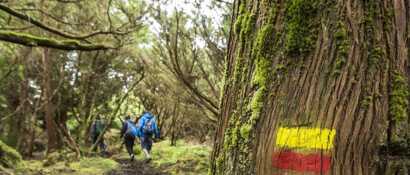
[134,139,211,175]
[15,157,118,175]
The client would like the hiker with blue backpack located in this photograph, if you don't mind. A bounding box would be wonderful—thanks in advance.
[136,111,160,161]
[120,115,138,161]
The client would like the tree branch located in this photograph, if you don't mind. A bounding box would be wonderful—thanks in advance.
[0,31,113,51]
[214,0,232,5]
[0,4,133,40]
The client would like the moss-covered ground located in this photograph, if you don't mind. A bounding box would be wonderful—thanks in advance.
[3,139,210,175]
[151,140,210,175]
[113,139,210,175]
[14,157,119,175]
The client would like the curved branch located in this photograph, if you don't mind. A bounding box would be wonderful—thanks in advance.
[0,4,87,40]
[214,0,233,5]
[17,8,88,26]
[0,31,113,51]
[0,4,133,40]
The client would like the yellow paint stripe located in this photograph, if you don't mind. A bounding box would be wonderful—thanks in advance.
[275,127,336,150]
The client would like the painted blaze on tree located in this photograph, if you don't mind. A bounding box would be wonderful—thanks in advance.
[211,0,409,175]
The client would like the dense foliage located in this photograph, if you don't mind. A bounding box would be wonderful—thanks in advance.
[0,0,230,169]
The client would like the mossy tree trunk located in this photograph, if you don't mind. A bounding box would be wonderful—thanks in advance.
[6,49,28,149]
[42,48,60,153]
[211,0,409,174]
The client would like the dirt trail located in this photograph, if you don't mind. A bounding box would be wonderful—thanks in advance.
[106,158,170,175]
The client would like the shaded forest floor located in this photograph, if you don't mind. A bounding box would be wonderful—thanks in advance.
[5,140,210,175]
[106,158,169,175]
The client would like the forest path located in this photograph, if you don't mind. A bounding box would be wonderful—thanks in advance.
[106,157,170,175]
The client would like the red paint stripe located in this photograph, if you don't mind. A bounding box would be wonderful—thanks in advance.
[272,151,331,174]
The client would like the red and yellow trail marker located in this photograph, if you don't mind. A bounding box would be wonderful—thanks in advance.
[272,127,336,174]
[276,127,336,150]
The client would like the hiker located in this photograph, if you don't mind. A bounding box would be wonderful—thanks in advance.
[136,112,160,161]
[90,115,107,154]
[120,115,138,161]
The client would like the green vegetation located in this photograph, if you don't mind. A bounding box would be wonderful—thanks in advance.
[389,72,409,122]
[217,2,279,174]
[0,31,112,50]
[0,140,23,169]
[70,158,119,174]
[234,3,247,35]
[332,21,349,76]
[17,157,118,175]
[246,9,277,139]
[0,1,226,174]
[368,46,383,69]
[3,0,410,175]
[113,139,210,175]
[10,139,210,175]
[361,95,373,109]
[285,0,320,55]
[151,140,210,175]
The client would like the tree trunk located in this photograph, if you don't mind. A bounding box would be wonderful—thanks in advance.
[17,48,32,154]
[170,100,179,146]
[211,0,409,175]
[7,48,31,150]
[42,48,59,154]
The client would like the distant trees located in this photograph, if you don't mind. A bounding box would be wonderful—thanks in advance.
[133,0,231,142]
[0,0,231,156]
[0,0,146,156]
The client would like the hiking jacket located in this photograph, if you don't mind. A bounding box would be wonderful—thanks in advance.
[90,119,104,138]
[137,112,160,139]
[120,119,138,138]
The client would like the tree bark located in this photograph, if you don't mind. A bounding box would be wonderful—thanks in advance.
[211,0,409,174]
[170,99,179,146]
[42,48,59,154]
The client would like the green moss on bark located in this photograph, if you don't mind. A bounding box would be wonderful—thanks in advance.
[234,3,256,43]
[368,46,383,69]
[247,14,277,128]
[216,2,277,174]
[361,95,373,109]
[332,21,349,76]
[389,72,409,122]
[0,31,112,51]
[234,4,246,35]
[284,0,320,56]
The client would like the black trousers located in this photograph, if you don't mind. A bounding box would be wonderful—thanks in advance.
[124,133,135,156]
[92,135,106,152]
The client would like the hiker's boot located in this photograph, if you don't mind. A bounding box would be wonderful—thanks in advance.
[130,154,135,161]
[143,149,151,162]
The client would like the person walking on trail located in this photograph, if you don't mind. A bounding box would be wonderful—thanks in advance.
[90,115,107,154]
[120,115,138,161]
[136,111,160,161]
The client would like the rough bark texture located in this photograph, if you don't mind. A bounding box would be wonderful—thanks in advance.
[211,0,410,174]
[42,48,59,153]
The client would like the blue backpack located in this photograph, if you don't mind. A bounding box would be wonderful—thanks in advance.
[125,121,138,137]
[142,118,155,135]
